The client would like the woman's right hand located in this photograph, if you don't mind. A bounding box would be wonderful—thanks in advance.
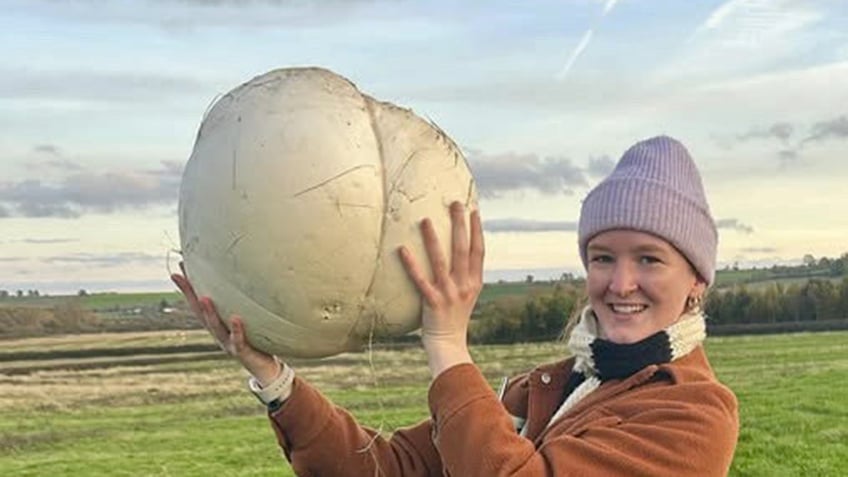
[171,262,282,386]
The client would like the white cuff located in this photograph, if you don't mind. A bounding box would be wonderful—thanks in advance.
[248,361,295,406]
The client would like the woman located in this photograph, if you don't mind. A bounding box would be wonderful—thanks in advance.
[172,135,738,476]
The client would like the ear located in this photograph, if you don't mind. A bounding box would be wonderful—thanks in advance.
[690,279,707,298]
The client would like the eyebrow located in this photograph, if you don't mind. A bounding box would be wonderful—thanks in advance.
[632,244,668,255]
[586,243,669,255]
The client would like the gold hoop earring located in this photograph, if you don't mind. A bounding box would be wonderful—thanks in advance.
[685,295,703,313]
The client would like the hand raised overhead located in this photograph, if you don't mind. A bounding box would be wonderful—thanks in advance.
[398,201,485,378]
[171,262,281,385]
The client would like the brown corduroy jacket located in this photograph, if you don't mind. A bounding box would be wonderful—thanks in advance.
[268,346,738,476]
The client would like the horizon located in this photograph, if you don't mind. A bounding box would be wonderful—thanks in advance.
[2,0,847,294]
[3,255,830,296]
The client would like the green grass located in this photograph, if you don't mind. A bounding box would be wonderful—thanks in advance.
[713,267,843,289]
[478,281,565,303]
[720,275,846,292]
[1,332,846,476]
[79,292,182,310]
[0,292,182,311]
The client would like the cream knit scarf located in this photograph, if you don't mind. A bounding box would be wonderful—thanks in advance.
[520,306,706,437]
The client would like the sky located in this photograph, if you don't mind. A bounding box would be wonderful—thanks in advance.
[1,0,847,295]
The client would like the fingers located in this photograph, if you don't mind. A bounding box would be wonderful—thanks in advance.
[420,217,450,285]
[449,202,470,280]
[170,272,203,317]
[172,262,263,362]
[468,208,485,282]
[401,201,485,302]
[398,246,440,304]
[171,262,222,338]
[229,316,249,354]
[198,297,232,348]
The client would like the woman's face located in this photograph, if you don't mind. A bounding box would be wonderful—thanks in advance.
[586,229,706,344]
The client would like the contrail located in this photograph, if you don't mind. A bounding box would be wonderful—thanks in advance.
[702,0,749,30]
[602,0,620,17]
[556,0,621,79]
[556,29,593,79]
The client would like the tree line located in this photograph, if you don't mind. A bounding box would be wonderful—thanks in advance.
[706,278,848,324]
[468,277,848,344]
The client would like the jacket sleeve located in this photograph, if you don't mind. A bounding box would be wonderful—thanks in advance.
[429,364,738,477]
[267,376,443,477]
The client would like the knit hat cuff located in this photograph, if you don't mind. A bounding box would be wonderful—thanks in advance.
[578,177,718,285]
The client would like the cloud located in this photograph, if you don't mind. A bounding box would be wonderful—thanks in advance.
[719,114,846,163]
[18,0,402,30]
[695,0,823,46]
[801,115,848,145]
[0,160,183,218]
[716,218,754,234]
[21,238,79,244]
[0,69,204,103]
[28,145,87,172]
[0,257,27,263]
[740,247,778,253]
[777,148,798,164]
[41,252,162,267]
[715,121,795,149]
[468,151,588,199]
[737,122,794,143]
[172,0,383,5]
[36,159,87,172]
[587,155,615,178]
[699,0,749,31]
[33,144,61,156]
[671,0,826,85]
[484,218,577,233]
[15,202,79,218]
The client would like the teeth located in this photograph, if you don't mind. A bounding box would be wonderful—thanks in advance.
[610,304,647,314]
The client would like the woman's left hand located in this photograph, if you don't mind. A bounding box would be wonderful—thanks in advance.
[399,201,485,378]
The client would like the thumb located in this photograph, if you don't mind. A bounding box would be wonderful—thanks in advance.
[229,316,249,354]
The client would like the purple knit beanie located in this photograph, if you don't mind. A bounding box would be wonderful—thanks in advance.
[578,136,718,285]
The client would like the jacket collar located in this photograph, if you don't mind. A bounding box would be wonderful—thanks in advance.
[516,346,712,441]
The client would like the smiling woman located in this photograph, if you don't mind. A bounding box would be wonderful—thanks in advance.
[577,136,716,346]
[172,135,738,476]
[585,230,707,344]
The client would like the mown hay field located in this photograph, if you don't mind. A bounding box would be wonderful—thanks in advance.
[1,331,846,476]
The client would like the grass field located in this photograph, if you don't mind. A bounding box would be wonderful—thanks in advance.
[1,331,846,476]
[0,292,182,311]
[0,284,530,311]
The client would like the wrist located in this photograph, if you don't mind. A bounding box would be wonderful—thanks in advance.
[249,355,283,387]
[248,361,295,411]
[423,341,472,379]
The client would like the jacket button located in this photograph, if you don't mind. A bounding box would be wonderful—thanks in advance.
[541,373,551,384]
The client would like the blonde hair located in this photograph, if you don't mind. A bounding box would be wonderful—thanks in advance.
[560,294,589,343]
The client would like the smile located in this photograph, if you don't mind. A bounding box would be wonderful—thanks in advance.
[608,304,648,314]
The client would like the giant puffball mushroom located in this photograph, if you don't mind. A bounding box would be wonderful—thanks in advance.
[179,67,478,358]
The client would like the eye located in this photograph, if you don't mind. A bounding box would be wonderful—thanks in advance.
[590,254,614,264]
[640,255,662,265]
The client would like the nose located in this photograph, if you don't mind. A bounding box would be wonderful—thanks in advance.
[608,262,638,296]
